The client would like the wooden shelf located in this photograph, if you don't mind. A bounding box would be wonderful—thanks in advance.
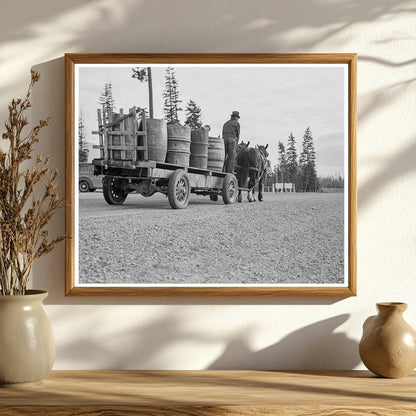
[1,370,415,415]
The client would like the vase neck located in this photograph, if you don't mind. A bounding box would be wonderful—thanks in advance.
[377,302,407,316]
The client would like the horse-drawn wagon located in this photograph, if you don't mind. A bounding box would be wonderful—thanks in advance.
[91,107,238,209]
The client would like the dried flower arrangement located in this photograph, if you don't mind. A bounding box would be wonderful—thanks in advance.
[0,71,65,295]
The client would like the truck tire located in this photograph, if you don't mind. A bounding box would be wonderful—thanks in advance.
[168,170,190,209]
[222,173,238,205]
[103,177,128,205]
[79,180,90,193]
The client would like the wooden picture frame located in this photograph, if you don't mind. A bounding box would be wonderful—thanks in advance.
[65,53,356,297]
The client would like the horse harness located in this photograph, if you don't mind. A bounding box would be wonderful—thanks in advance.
[234,146,268,192]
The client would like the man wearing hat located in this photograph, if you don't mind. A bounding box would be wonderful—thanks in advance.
[222,111,240,173]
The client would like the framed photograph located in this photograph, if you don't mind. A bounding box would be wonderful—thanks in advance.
[65,53,356,296]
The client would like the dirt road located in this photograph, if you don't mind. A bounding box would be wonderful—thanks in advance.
[78,191,345,285]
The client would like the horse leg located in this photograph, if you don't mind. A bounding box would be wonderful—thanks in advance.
[247,180,252,202]
[237,175,243,203]
[258,177,263,201]
[247,189,252,202]
[247,174,255,202]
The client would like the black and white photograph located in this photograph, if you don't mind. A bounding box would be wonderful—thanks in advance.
[66,54,356,296]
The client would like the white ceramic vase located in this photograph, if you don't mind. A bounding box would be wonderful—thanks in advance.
[0,290,55,387]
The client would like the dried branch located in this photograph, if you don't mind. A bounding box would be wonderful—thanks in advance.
[0,71,67,295]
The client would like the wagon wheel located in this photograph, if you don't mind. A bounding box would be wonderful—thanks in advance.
[168,170,190,209]
[102,177,128,205]
[222,173,238,205]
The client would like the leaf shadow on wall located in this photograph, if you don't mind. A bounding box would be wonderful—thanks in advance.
[53,309,218,369]
[356,60,416,210]
[358,55,415,122]
[1,0,413,51]
[358,139,416,211]
[53,308,359,370]
[207,314,360,370]
[0,0,414,98]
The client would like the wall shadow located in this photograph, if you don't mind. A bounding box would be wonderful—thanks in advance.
[207,314,360,370]
[53,310,359,370]
[357,78,415,127]
[1,0,413,55]
[54,309,214,369]
[359,55,416,68]
[358,138,416,210]
[0,0,414,98]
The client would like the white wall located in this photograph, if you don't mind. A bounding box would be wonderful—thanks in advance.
[1,0,415,370]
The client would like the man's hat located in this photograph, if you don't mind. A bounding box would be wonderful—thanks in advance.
[231,111,240,118]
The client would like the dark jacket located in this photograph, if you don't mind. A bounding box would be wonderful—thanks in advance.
[222,118,240,140]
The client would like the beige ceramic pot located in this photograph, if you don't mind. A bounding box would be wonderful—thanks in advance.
[0,290,55,387]
[359,302,416,378]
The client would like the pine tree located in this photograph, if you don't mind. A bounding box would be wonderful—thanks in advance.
[98,82,115,124]
[286,132,298,187]
[295,166,304,193]
[163,67,182,124]
[78,113,89,162]
[299,127,318,192]
[131,67,154,118]
[278,141,287,191]
[184,99,203,130]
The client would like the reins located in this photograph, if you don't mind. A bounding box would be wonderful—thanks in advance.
[248,165,266,192]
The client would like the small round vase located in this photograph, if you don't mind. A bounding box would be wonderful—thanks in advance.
[359,302,416,378]
[0,290,55,387]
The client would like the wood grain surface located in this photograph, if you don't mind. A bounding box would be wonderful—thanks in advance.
[1,370,415,415]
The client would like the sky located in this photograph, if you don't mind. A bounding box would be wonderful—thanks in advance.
[77,64,347,177]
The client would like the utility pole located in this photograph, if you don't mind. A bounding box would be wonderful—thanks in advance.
[147,67,153,119]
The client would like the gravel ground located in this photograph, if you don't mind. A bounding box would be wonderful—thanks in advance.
[78,191,345,285]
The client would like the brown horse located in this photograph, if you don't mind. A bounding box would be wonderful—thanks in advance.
[235,142,269,202]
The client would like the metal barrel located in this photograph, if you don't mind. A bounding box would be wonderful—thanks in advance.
[207,136,225,172]
[166,123,191,166]
[190,129,209,170]
[144,118,168,162]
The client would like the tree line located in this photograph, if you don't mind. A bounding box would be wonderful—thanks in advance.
[274,128,318,192]
[270,129,343,192]
[79,67,203,162]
